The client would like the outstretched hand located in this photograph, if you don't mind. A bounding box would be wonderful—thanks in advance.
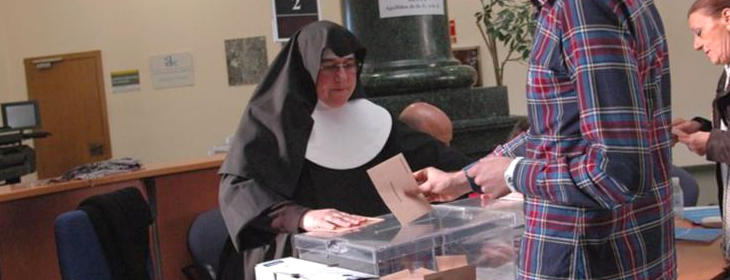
[411,167,470,202]
[299,208,367,232]
[466,156,513,200]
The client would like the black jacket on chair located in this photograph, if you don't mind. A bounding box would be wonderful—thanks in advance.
[79,187,153,280]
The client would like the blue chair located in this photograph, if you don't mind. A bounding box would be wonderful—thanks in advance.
[55,187,153,280]
[671,166,699,207]
[54,210,113,280]
[186,208,228,280]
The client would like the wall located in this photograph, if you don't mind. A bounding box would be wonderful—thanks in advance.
[0,0,341,167]
[0,0,721,170]
[0,0,9,110]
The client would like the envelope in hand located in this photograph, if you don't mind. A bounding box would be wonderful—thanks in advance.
[367,153,432,225]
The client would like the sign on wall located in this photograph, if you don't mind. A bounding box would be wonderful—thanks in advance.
[272,0,320,42]
[149,53,195,90]
[111,69,140,93]
[378,0,444,19]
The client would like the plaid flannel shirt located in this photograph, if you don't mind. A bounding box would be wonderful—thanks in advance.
[493,0,675,278]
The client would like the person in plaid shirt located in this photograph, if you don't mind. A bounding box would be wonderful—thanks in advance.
[413,0,675,278]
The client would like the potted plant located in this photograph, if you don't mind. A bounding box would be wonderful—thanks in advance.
[475,0,536,86]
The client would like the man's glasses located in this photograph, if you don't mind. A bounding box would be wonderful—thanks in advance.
[319,61,358,75]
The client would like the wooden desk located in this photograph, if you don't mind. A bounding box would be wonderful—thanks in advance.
[676,219,728,280]
[0,154,224,280]
[1,162,728,280]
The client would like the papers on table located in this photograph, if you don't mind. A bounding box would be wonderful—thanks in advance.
[675,205,722,243]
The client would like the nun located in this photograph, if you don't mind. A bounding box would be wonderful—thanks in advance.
[217,20,469,279]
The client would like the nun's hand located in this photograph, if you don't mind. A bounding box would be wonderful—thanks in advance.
[299,208,367,232]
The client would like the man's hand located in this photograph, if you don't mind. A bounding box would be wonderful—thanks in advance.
[299,209,367,232]
[467,156,513,200]
[678,131,710,156]
[412,167,470,202]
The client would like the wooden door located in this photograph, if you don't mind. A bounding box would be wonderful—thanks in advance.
[24,50,111,178]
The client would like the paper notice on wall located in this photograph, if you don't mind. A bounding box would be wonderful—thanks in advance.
[149,53,195,89]
[111,70,140,93]
[378,0,444,19]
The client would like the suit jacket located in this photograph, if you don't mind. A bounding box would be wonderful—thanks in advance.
[705,71,730,212]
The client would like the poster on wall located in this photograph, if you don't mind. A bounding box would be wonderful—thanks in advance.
[272,0,320,42]
[111,70,140,93]
[378,0,444,19]
[149,52,195,89]
[452,46,482,87]
[225,36,268,86]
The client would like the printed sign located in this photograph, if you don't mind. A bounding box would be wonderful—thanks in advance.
[379,0,444,19]
[111,70,140,93]
[272,0,320,41]
[149,53,195,89]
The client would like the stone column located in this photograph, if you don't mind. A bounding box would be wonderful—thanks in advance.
[341,0,524,159]
[342,0,475,97]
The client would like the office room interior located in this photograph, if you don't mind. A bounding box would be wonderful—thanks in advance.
[0,1,717,204]
[0,1,725,279]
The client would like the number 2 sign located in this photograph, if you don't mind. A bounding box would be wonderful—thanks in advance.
[272,0,320,42]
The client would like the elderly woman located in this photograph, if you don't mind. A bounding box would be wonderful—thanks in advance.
[673,0,730,260]
[218,21,469,279]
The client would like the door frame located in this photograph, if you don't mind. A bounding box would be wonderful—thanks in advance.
[23,50,112,178]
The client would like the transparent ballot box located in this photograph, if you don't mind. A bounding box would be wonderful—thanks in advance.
[446,196,525,226]
[293,203,516,279]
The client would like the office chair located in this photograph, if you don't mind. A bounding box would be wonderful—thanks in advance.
[185,208,228,280]
[55,187,153,280]
[54,210,113,280]
[671,166,699,207]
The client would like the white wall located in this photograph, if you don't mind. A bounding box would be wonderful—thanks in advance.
[0,0,342,165]
[0,0,720,168]
[0,0,9,106]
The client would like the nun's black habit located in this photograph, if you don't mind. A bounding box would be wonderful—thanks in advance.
[217,21,469,279]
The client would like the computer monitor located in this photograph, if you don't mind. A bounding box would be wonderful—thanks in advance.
[1,101,40,130]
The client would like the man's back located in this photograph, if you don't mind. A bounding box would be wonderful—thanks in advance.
[494,0,675,278]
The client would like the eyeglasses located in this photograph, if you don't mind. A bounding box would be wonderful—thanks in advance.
[319,61,358,75]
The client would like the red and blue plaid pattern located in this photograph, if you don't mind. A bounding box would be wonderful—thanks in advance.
[493,0,675,278]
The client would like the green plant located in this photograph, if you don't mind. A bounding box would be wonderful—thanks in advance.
[475,0,536,86]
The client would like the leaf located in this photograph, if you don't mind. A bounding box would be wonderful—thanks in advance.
[474,0,536,86]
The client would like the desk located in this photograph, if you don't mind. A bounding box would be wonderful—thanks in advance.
[0,155,223,280]
[676,219,727,280]
[0,162,727,280]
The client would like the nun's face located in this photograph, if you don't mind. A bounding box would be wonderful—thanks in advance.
[316,55,357,108]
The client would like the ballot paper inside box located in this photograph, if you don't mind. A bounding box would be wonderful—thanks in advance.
[294,203,516,279]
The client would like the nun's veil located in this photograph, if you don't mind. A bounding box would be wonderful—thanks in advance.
[220,21,366,199]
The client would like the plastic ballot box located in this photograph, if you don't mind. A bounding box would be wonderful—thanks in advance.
[294,202,517,279]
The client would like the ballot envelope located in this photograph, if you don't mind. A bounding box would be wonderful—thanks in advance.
[293,202,517,279]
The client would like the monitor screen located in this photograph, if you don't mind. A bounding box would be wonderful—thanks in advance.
[1,101,40,130]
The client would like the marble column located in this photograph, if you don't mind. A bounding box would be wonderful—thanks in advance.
[342,0,475,97]
[341,0,524,159]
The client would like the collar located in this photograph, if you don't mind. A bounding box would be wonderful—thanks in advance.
[305,99,392,170]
